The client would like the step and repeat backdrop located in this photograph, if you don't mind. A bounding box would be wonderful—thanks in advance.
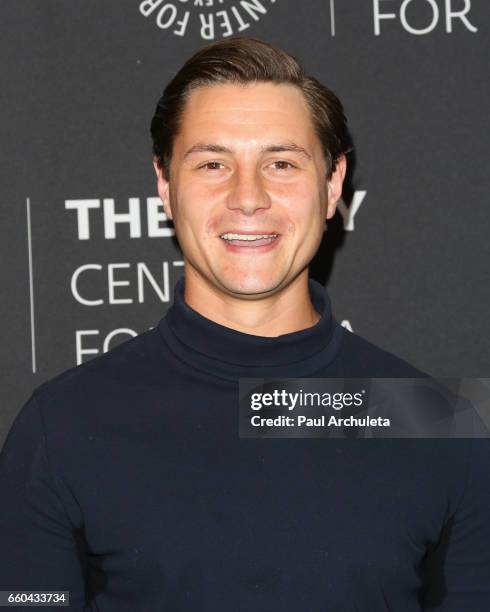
[1,1,488,446]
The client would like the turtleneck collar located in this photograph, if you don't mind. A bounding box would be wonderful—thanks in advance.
[158,276,345,381]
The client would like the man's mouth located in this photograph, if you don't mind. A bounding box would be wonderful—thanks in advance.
[219,232,279,247]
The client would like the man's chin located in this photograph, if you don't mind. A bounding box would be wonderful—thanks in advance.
[217,277,285,299]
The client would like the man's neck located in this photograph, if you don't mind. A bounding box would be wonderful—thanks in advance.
[182,269,321,338]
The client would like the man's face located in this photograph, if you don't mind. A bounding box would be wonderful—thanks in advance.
[154,82,345,298]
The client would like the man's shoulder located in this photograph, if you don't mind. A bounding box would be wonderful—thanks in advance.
[33,325,166,409]
[2,326,172,457]
[334,326,428,377]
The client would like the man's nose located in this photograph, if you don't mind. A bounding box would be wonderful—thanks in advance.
[226,167,271,215]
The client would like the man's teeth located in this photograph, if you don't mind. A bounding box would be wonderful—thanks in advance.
[220,233,278,241]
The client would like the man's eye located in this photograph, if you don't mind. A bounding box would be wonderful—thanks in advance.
[270,161,296,170]
[198,162,225,170]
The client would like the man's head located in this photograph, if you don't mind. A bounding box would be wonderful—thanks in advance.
[151,37,351,299]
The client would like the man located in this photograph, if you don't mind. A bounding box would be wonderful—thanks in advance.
[1,37,489,611]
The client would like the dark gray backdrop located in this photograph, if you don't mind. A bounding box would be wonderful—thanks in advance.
[1,0,488,447]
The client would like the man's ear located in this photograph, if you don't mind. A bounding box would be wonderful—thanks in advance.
[326,154,347,220]
[152,157,173,220]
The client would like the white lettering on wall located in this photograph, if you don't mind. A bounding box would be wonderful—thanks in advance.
[71,262,181,306]
[373,0,477,35]
[66,198,175,239]
[75,328,138,365]
[65,200,100,240]
[140,0,277,40]
[337,191,367,231]
[104,198,142,239]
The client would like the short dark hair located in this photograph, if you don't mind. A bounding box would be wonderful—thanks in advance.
[150,37,351,180]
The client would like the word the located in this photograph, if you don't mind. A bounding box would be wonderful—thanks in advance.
[65,198,174,240]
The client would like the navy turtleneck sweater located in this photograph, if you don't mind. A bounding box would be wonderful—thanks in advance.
[1,278,489,611]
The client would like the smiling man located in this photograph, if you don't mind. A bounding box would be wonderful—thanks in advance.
[152,77,345,336]
[1,37,490,611]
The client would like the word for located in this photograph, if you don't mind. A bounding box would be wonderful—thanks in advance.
[373,0,477,36]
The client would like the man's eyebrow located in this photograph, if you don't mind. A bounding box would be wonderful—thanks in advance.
[262,143,312,160]
[182,142,312,160]
[183,143,231,159]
